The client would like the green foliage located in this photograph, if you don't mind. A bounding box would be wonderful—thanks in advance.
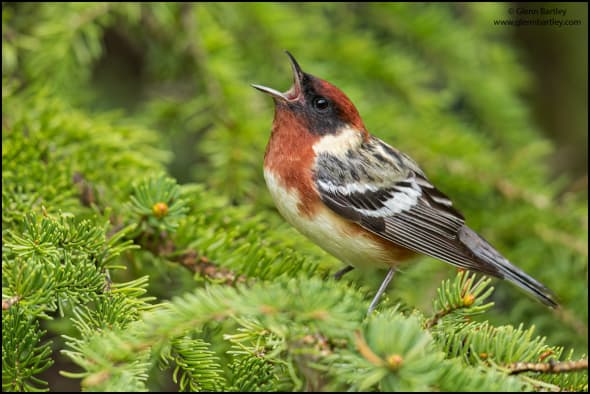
[542,349,589,392]
[329,312,446,391]
[40,274,586,392]
[430,271,496,322]
[436,358,530,392]
[162,336,226,392]
[127,174,189,235]
[226,353,280,392]
[2,2,587,392]
[3,213,138,318]
[2,306,53,392]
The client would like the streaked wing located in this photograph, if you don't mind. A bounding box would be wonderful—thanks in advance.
[313,136,558,307]
[313,138,499,276]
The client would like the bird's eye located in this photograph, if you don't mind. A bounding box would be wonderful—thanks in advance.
[313,96,330,112]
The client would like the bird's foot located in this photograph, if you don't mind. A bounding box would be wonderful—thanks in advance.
[333,265,355,280]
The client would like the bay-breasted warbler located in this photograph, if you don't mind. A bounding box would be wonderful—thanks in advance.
[253,52,557,312]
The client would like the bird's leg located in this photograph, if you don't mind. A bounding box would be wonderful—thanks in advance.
[367,267,396,314]
[333,265,355,280]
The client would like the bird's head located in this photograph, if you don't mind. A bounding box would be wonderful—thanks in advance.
[252,52,366,136]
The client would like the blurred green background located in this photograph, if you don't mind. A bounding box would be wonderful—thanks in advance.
[3,2,587,391]
[4,3,587,187]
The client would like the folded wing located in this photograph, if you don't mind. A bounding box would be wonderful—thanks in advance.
[314,137,557,307]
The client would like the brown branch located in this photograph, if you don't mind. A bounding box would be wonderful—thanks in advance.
[424,270,482,329]
[354,330,384,367]
[424,307,453,329]
[175,250,247,286]
[134,230,246,286]
[424,298,482,329]
[354,330,403,371]
[507,358,588,375]
[424,300,476,329]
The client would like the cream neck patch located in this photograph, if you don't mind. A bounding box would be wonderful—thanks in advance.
[312,126,363,157]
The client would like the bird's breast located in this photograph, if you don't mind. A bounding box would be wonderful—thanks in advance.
[264,169,404,269]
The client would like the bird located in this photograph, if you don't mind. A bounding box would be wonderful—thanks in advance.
[252,51,558,313]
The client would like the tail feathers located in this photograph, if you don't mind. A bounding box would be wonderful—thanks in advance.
[459,226,559,308]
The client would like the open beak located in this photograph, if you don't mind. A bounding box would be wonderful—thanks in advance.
[252,51,304,102]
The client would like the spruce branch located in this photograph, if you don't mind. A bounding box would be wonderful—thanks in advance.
[354,330,387,368]
[227,353,282,392]
[175,250,247,285]
[2,306,53,392]
[125,174,247,284]
[424,271,494,329]
[506,358,588,375]
[539,349,589,391]
[323,311,448,391]
[60,277,365,391]
[127,174,189,234]
[132,227,247,285]
[163,336,226,392]
[127,176,247,284]
[3,3,587,391]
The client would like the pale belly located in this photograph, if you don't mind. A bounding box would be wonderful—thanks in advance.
[264,170,394,269]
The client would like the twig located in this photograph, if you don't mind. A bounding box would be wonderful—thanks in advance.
[424,307,453,329]
[354,330,384,367]
[354,330,403,371]
[175,250,247,286]
[424,271,483,329]
[134,230,246,286]
[507,358,588,375]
